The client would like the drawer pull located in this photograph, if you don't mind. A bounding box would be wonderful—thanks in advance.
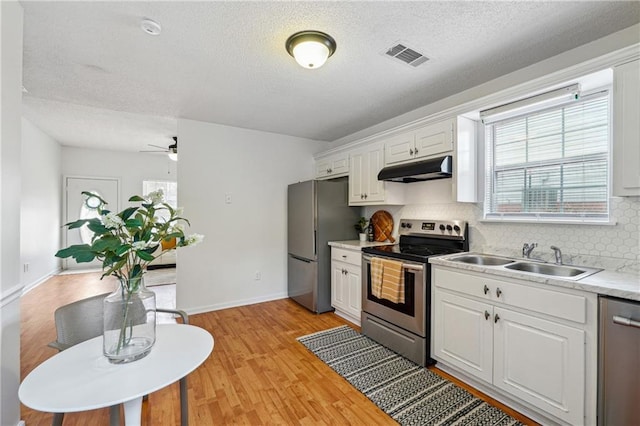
[483,285,489,295]
[342,255,347,258]
[494,313,500,323]
[496,288,502,298]
[484,311,490,320]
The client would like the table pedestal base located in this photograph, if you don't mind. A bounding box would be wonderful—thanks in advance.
[123,396,143,425]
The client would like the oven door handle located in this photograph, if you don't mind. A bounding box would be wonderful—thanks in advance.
[362,255,424,272]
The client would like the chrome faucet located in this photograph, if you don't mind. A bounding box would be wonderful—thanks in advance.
[551,246,563,264]
[522,242,537,258]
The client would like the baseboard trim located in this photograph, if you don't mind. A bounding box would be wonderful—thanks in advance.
[184,292,289,315]
[21,268,62,295]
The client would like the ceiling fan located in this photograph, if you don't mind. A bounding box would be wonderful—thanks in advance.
[142,137,178,161]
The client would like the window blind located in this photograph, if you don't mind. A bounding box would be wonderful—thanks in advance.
[484,93,609,221]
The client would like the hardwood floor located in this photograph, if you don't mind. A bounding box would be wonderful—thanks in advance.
[21,272,535,425]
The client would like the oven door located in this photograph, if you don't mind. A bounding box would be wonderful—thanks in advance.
[362,254,426,337]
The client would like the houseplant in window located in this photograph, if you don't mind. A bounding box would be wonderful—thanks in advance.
[56,190,203,364]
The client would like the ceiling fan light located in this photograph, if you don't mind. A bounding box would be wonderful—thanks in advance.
[286,31,336,69]
[168,151,178,161]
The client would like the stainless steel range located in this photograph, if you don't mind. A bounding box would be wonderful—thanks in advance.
[361,219,468,366]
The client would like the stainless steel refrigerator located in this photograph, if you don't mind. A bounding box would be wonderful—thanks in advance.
[287,179,360,313]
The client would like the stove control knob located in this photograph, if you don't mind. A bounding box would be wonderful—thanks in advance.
[446,225,453,231]
[400,223,406,228]
[439,224,446,231]
[453,225,461,233]
[406,223,412,229]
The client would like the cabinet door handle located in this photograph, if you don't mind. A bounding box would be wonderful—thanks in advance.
[327,168,332,173]
[484,311,490,320]
[496,288,502,298]
[494,314,500,323]
[342,255,347,259]
[364,194,368,199]
[483,285,489,295]
[360,194,364,199]
[409,148,414,155]
[414,147,419,155]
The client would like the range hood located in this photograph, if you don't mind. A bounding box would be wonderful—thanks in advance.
[377,155,452,183]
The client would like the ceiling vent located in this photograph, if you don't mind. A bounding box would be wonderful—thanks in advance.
[384,43,429,67]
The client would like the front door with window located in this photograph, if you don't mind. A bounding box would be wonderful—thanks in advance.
[64,177,119,270]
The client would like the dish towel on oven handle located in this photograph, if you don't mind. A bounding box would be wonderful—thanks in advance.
[380,258,405,304]
[371,257,385,299]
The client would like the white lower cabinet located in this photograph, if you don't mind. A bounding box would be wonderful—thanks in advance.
[331,247,362,325]
[432,266,595,425]
[434,290,493,383]
[492,307,584,425]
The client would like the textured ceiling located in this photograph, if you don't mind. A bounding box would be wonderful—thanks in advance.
[21,1,640,152]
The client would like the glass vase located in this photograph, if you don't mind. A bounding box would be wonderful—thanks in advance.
[103,275,156,364]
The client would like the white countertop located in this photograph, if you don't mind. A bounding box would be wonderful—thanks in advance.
[430,253,640,301]
[328,240,394,250]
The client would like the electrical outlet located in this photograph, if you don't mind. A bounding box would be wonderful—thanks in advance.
[254,271,261,280]
[225,193,232,204]
[23,263,29,273]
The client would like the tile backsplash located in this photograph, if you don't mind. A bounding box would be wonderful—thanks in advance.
[364,181,640,274]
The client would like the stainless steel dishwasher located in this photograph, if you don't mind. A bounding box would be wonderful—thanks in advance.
[598,296,640,425]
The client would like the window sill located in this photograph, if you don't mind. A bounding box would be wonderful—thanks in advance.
[480,217,617,226]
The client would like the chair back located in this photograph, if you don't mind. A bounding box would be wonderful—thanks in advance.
[51,292,110,350]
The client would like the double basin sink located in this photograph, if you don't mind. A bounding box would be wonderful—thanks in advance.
[449,253,602,281]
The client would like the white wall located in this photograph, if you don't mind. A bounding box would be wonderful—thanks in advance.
[21,118,62,291]
[1,2,24,424]
[177,119,327,313]
[61,146,177,210]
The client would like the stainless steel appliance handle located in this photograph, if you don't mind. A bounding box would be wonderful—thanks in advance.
[290,254,312,263]
[613,315,640,329]
[362,255,424,271]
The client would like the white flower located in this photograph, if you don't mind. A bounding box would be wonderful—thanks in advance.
[183,233,204,246]
[131,241,151,250]
[146,189,164,205]
[102,212,124,229]
[172,222,186,233]
[175,207,184,216]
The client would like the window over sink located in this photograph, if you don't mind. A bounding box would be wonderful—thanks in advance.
[483,84,611,224]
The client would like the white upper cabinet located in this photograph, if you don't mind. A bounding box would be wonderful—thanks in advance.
[414,119,455,159]
[315,152,349,179]
[349,143,404,205]
[384,131,415,165]
[613,59,640,196]
[384,119,454,166]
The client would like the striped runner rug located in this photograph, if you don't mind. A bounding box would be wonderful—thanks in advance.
[297,325,524,426]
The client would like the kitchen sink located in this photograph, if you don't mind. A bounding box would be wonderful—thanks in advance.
[450,254,515,266]
[504,262,602,280]
[445,253,602,281]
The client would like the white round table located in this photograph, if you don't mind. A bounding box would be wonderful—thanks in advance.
[20,324,214,425]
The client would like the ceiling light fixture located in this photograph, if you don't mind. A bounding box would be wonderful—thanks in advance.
[285,30,336,69]
[140,18,162,36]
